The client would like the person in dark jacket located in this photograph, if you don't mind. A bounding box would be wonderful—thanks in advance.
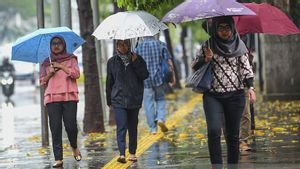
[0,57,15,73]
[106,39,149,163]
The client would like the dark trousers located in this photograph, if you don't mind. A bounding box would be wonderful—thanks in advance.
[47,101,78,161]
[203,93,245,165]
[113,107,139,156]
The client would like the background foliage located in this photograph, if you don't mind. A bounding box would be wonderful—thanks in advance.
[0,0,51,44]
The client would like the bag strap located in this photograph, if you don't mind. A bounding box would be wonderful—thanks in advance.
[160,46,167,61]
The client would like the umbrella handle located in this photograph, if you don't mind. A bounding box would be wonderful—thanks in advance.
[135,37,140,49]
[48,57,57,71]
[206,20,210,49]
[48,56,52,64]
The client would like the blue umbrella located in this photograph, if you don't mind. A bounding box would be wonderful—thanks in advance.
[12,27,85,63]
[162,0,256,24]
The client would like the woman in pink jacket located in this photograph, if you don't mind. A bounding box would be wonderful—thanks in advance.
[40,36,81,168]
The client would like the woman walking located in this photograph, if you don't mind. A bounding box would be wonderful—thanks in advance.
[106,39,149,163]
[40,36,82,168]
[193,16,256,169]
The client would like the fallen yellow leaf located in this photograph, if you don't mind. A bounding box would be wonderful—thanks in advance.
[178,133,188,139]
[195,133,205,139]
[272,127,286,132]
[38,147,47,156]
[254,130,264,136]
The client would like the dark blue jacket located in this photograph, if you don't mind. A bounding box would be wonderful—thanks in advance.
[106,54,149,109]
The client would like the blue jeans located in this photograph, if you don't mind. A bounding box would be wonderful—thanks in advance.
[143,84,167,132]
[114,107,139,156]
[203,91,245,165]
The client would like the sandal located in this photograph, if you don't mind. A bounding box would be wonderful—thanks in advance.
[117,156,126,163]
[128,156,138,162]
[72,148,82,161]
[74,153,82,161]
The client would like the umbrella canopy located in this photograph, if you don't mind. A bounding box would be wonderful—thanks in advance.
[235,3,300,35]
[162,0,256,24]
[92,11,168,40]
[12,27,85,63]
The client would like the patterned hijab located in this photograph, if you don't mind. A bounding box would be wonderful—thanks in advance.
[209,16,248,58]
[116,39,131,66]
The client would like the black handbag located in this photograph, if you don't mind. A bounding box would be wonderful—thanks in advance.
[186,61,213,93]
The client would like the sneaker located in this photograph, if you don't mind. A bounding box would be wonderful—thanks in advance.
[157,120,168,132]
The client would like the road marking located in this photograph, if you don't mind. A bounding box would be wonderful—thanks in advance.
[102,95,202,169]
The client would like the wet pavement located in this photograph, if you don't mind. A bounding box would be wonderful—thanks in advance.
[0,81,299,169]
[136,100,300,169]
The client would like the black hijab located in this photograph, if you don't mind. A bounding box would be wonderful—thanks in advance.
[209,16,248,58]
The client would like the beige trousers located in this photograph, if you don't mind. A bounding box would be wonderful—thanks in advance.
[240,91,251,141]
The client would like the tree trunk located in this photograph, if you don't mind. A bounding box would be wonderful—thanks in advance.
[76,0,105,133]
[180,26,189,78]
[164,29,182,89]
[37,0,49,147]
[112,2,124,56]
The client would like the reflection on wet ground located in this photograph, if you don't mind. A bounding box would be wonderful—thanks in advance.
[136,96,300,169]
[0,82,299,169]
[0,83,192,168]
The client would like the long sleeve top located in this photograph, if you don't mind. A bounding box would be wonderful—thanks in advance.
[194,48,254,93]
[40,57,80,105]
[106,54,149,108]
[211,53,254,93]
[135,37,171,88]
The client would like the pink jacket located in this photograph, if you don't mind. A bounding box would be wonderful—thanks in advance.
[40,57,80,105]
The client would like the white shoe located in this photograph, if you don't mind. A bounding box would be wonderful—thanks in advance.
[150,131,157,135]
